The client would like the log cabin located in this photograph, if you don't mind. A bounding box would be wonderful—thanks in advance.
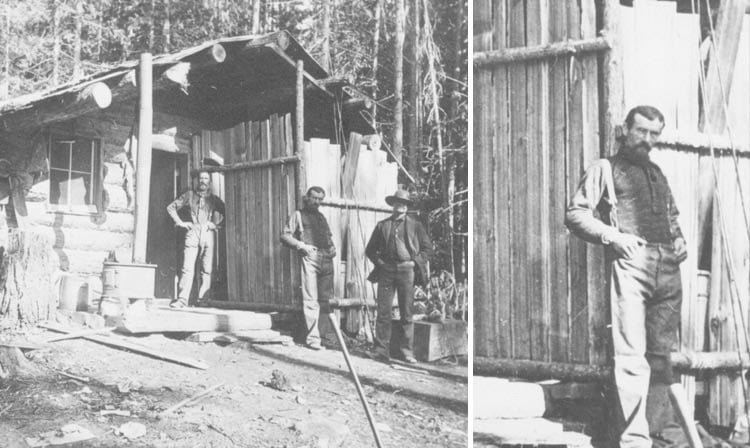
[0,31,393,325]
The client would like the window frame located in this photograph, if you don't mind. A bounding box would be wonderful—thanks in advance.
[47,133,103,215]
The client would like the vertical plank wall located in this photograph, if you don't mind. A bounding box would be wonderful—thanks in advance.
[200,114,300,310]
[473,0,603,363]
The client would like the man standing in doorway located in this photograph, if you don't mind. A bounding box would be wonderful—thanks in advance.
[167,170,225,308]
[281,186,336,351]
[565,105,688,447]
[366,189,433,364]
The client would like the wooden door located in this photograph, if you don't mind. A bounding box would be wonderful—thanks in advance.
[147,150,185,299]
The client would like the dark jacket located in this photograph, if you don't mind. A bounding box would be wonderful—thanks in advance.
[167,190,225,227]
[365,215,433,286]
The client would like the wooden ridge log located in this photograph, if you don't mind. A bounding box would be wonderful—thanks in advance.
[473,37,610,68]
[321,197,391,214]
[343,97,374,112]
[475,353,750,382]
[243,32,290,51]
[0,82,112,131]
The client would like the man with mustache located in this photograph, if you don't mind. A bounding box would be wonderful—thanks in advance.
[366,189,433,364]
[167,170,225,308]
[565,106,688,447]
[280,186,336,351]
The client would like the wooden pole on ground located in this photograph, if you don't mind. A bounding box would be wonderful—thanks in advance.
[327,312,383,448]
[133,53,153,263]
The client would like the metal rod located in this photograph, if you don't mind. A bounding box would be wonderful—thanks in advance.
[668,383,704,448]
[327,312,384,448]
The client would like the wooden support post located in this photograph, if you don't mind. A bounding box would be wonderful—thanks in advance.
[601,0,625,156]
[295,59,306,206]
[133,53,153,264]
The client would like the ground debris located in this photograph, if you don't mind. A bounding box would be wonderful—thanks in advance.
[25,423,96,447]
[264,369,291,391]
[115,421,146,440]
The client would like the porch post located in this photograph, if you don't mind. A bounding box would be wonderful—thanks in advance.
[133,52,153,263]
[295,59,306,204]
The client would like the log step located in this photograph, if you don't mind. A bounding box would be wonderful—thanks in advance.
[473,417,592,448]
[114,307,273,334]
[186,330,293,345]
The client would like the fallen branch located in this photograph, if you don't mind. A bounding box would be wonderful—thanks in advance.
[40,322,208,370]
[159,382,225,417]
[55,370,90,383]
[45,327,116,343]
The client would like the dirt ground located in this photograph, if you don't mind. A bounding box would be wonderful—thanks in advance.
[0,323,467,448]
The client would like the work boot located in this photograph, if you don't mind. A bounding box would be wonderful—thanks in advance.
[306,342,325,351]
[402,355,417,364]
[169,298,187,309]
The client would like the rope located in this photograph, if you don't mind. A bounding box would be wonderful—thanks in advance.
[691,0,750,427]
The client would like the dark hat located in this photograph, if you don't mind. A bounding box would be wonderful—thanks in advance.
[385,189,413,206]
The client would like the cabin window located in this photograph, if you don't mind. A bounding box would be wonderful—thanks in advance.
[48,136,102,213]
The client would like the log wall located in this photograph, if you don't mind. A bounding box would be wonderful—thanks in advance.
[17,106,202,275]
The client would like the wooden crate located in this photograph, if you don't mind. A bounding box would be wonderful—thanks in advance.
[413,320,468,362]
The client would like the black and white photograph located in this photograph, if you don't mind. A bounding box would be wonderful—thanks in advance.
[474,0,750,447]
[0,0,468,446]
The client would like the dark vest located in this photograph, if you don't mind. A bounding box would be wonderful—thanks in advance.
[298,209,332,249]
[607,153,673,244]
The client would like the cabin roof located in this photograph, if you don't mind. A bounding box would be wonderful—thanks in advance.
[0,31,374,135]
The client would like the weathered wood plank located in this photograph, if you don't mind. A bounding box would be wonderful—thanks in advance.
[508,0,530,360]
[548,0,569,364]
[526,0,550,362]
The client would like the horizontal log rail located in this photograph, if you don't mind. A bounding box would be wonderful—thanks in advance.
[473,37,610,69]
[475,352,750,382]
[193,155,301,174]
[321,197,392,213]
[202,300,299,313]
[658,130,750,154]
[329,298,377,308]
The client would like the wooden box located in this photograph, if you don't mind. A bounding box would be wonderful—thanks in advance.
[413,320,468,362]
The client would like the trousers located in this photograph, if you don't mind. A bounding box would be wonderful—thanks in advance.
[610,244,682,448]
[178,227,215,301]
[375,262,415,359]
[300,250,334,345]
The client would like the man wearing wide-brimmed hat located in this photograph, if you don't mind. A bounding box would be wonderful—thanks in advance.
[365,189,433,363]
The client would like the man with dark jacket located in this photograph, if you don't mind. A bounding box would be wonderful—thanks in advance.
[366,189,433,363]
[280,186,336,351]
[167,170,225,308]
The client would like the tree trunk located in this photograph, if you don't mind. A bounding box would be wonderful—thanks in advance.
[0,346,39,379]
[406,0,421,178]
[1,9,10,99]
[148,0,155,51]
[371,0,382,127]
[320,0,331,72]
[163,0,171,52]
[393,0,405,162]
[0,229,57,329]
[72,0,83,81]
[51,0,61,86]
[252,0,261,34]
